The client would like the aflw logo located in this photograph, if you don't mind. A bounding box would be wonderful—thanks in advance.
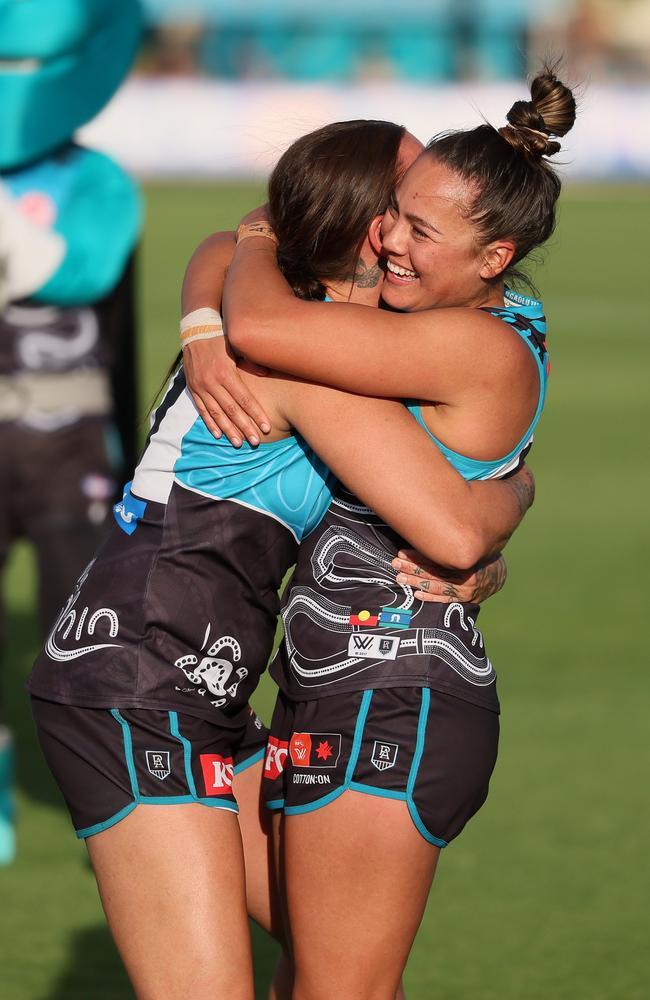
[347,634,400,661]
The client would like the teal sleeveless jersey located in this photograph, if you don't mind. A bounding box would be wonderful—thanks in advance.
[129,368,335,542]
[406,289,548,480]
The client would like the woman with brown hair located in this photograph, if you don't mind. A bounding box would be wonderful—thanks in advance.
[184,68,575,998]
[27,119,529,1000]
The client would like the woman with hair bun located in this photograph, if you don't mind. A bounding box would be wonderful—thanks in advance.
[28,119,531,1000]
[186,67,576,998]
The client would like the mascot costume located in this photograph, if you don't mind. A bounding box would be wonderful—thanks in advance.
[0,0,144,863]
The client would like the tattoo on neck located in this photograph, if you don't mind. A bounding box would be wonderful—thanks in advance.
[344,260,383,288]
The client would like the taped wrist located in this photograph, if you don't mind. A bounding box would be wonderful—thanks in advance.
[180,307,224,348]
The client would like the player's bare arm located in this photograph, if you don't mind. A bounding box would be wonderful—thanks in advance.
[180,230,270,445]
[224,236,534,399]
[274,374,533,569]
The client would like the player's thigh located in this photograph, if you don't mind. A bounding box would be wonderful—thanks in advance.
[284,791,438,1000]
[273,686,499,1000]
[88,802,253,1000]
[233,754,284,941]
[32,699,263,999]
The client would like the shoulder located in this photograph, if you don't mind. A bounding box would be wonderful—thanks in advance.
[411,305,522,357]
[418,306,538,389]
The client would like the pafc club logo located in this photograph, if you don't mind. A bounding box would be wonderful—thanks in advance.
[371,741,399,771]
[146,750,171,780]
[289,732,341,768]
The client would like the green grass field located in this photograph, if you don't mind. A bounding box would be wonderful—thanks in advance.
[1,182,648,999]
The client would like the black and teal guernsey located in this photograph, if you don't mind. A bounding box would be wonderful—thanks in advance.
[271,292,549,712]
[28,369,335,724]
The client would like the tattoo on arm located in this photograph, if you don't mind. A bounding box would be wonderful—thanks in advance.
[471,556,508,603]
[505,465,535,517]
[344,259,383,288]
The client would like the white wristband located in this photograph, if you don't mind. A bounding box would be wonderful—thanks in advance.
[180,307,224,348]
[180,307,223,333]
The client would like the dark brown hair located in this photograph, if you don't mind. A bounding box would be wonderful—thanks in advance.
[426,65,576,286]
[157,119,406,398]
[269,119,406,299]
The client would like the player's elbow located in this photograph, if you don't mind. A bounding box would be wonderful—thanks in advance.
[227,308,265,357]
[429,522,487,573]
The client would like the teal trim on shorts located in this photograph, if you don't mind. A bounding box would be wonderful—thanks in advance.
[135,796,238,809]
[168,711,198,798]
[75,801,138,840]
[234,747,265,774]
[111,709,139,797]
[348,781,407,802]
[406,688,447,849]
[284,689,374,817]
[345,689,373,782]
[74,796,237,840]
[266,798,285,811]
[74,709,239,839]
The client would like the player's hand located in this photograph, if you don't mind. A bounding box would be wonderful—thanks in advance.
[392,550,508,604]
[183,335,270,446]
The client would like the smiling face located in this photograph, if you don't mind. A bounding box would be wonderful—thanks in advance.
[378,153,507,312]
[364,130,424,280]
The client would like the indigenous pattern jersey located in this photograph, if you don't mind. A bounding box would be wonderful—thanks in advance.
[271,293,549,710]
[28,369,335,724]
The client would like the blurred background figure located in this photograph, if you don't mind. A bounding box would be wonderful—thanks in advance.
[0,0,143,865]
[137,0,650,84]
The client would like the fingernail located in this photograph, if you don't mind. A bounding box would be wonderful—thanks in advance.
[261,423,271,433]
[392,559,402,569]
[232,438,242,448]
[396,573,407,584]
[249,436,259,447]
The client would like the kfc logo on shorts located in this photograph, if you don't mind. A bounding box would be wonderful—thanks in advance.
[200,753,234,795]
[289,732,341,768]
[264,737,289,781]
[146,750,171,780]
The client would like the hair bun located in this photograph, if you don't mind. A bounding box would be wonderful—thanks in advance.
[499,64,576,161]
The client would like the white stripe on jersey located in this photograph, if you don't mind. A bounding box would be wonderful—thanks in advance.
[131,388,198,504]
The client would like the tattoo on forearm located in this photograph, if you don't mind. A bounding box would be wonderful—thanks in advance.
[472,556,508,603]
[506,465,535,517]
[344,260,383,288]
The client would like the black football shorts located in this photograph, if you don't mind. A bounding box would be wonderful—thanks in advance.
[263,686,499,847]
[31,696,268,839]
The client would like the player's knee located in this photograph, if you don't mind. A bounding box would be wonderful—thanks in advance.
[148,966,254,1000]
[293,965,398,1000]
